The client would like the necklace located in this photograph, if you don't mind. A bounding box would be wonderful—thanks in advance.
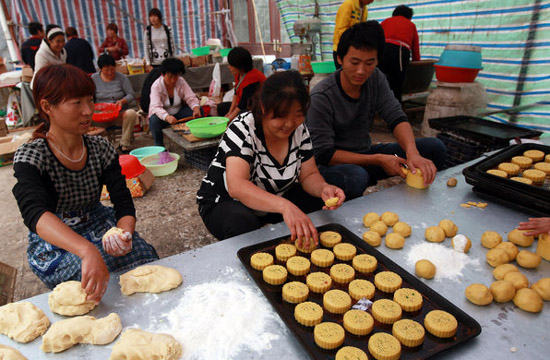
[46,133,86,163]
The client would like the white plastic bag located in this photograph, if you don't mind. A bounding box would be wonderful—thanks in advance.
[208,62,221,97]
[5,91,20,127]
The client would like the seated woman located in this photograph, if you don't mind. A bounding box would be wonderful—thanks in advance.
[12,64,158,301]
[148,58,201,147]
[197,70,345,243]
[217,47,266,121]
[92,54,137,153]
[98,23,129,61]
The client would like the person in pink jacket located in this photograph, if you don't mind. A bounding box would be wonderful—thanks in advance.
[148,58,201,146]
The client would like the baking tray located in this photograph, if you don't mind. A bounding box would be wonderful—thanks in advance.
[429,116,542,146]
[471,187,548,217]
[237,223,481,359]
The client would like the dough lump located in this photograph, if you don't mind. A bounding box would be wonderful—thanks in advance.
[120,265,183,296]
[363,212,380,227]
[508,229,534,247]
[42,313,122,353]
[513,288,543,313]
[370,221,388,236]
[465,283,493,305]
[324,197,339,207]
[0,302,50,343]
[496,242,519,261]
[492,264,519,280]
[392,222,412,237]
[415,259,436,279]
[452,234,471,253]
[425,226,445,243]
[109,328,182,360]
[481,231,502,249]
[486,248,509,267]
[516,250,541,269]
[385,233,405,249]
[362,230,381,247]
[0,345,27,360]
[446,177,457,187]
[531,278,550,301]
[503,271,529,290]
[438,220,458,237]
[381,212,399,226]
[490,280,516,303]
[48,281,97,316]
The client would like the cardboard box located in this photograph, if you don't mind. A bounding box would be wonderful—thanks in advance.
[21,67,33,82]
[178,55,191,68]
[0,131,32,155]
[0,118,7,137]
[191,55,211,67]
[100,168,155,199]
[116,60,129,75]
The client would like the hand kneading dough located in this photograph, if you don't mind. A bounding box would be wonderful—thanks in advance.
[0,345,27,360]
[363,231,381,247]
[492,264,519,280]
[516,250,541,269]
[438,220,458,237]
[370,221,388,236]
[496,242,519,261]
[120,265,182,295]
[531,278,550,301]
[103,226,124,242]
[0,302,50,343]
[363,212,380,227]
[41,313,122,353]
[481,231,502,249]
[451,234,471,253]
[392,222,411,237]
[49,281,97,316]
[381,211,399,226]
[465,283,493,305]
[513,288,543,313]
[324,197,339,207]
[109,328,182,360]
[507,229,534,247]
[425,226,445,243]
[385,233,405,249]
[503,272,529,290]
[415,259,436,279]
[490,280,516,303]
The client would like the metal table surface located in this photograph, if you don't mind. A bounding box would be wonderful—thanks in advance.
[2,159,549,359]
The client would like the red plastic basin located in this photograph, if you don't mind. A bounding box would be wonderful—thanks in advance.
[93,103,121,122]
[434,64,480,83]
[119,154,146,179]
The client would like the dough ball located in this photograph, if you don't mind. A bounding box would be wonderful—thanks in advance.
[48,281,97,316]
[363,212,380,227]
[392,222,412,237]
[492,264,519,280]
[516,250,541,269]
[465,283,493,306]
[481,231,502,249]
[405,168,428,189]
[513,288,543,313]
[415,259,436,279]
[0,302,50,343]
[325,197,339,207]
[370,220,388,236]
[446,177,457,187]
[496,242,519,261]
[438,219,458,237]
[451,234,471,253]
[490,280,516,303]
[381,211,399,226]
[486,248,509,267]
[0,345,27,360]
[531,278,550,301]
[503,271,529,290]
[425,226,445,242]
[120,265,183,295]
[362,231,381,247]
[110,329,183,360]
[385,233,405,249]
[507,229,535,247]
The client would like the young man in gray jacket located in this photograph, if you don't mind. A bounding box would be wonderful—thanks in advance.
[306,21,446,200]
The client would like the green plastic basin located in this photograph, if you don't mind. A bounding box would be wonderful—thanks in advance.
[219,48,232,57]
[186,117,229,138]
[311,61,336,74]
[191,46,210,56]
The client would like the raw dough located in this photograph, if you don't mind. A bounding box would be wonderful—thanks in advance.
[392,222,412,237]
[531,278,550,301]
[513,288,543,313]
[381,212,399,226]
[465,283,493,305]
[120,265,183,296]
[370,220,388,236]
[446,177,457,187]
[503,271,529,290]
[109,328,182,360]
[516,250,541,269]
[295,238,317,253]
[48,281,97,316]
[425,226,445,243]
[507,229,534,247]
[490,280,516,303]
[363,231,381,246]
[486,248,509,267]
[438,220,458,237]
[496,242,519,261]
[415,259,436,279]
[404,168,428,189]
[385,233,405,249]
[492,264,519,280]
[481,231,502,249]
[0,302,50,343]
[452,234,471,253]
[42,313,122,353]
[324,197,339,207]
[0,345,27,360]
[362,212,380,227]
[103,226,124,244]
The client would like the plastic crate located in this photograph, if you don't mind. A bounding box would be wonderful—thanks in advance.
[183,146,217,171]
[437,132,494,169]
[0,262,17,305]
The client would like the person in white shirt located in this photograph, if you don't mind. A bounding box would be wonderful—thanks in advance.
[143,8,175,70]
[31,25,66,89]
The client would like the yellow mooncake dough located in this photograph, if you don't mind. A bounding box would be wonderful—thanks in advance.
[438,219,458,237]
[503,271,529,290]
[313,322,345,349]
[531,278,550,301]
[392,222,412,237]
[481,231,503,249]
[0,345,27,360]
[424,310,458,338]
[333,243,356,261]
[282,281,309,303]
[352,254,377,273]
[275,244,297,261]
[465,283,493,306]
[523,149,545,162]
[487,169,508,178]
[306,272,332,293]
[393,288,423,312]
[513,288,543,313]
[324,197,339,207]
[381,211,400,226]
[363,212,380,227]
[371,220,388,236]
[486,248,509,267]
[492,263,519,280]
[319,231,342,248]
[368,332,401,360]
[262,265,288,285]
[415,259,436,279]
[510,177,533,185]
[392,319,425,347]
[375,271,403,293]
[323,289,352,314]
[385,233,405,249]
[310,249,335,267]
[250,252,274,270]
[546,154,550,163]
[294,301,323,326]
[363,230,382,247]
[496,241,519,261]
[286,256,311,276]
[508,229,535,247]
[523,169,546,184]
[447,177,458,187]
[516,250,541,269]
[330,263,355,284]
[425,226,445,243]
[534,161,550,175]
[343,309,374,336]
[348,279,376,301]
[295,238,317,254]
[490,280,516,303]
[335,346,369,360]
[511,156,533,169]
[372,299,402,324]
[451,234,472,253]
[498,162,520,176]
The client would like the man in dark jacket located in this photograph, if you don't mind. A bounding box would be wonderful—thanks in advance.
[21,22,44,69]
[64,27,96,73]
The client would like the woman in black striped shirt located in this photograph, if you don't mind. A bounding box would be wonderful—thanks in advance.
[197,71,345,244]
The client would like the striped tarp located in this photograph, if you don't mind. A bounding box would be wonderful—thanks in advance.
[277,0,550,131]
[12,0,224,59]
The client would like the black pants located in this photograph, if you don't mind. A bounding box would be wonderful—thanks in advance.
[217,101,231,117]
[378,43,411,102]
[199,183,324,240]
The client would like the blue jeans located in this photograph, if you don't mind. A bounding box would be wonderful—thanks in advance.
[149,106,194,147]
[320,138,447,200]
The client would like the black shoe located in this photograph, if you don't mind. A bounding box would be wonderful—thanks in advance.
[117,145,131,154]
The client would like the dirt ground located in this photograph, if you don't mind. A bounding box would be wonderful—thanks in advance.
[0,114,421,302]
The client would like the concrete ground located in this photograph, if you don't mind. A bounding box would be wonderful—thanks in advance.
[0,114,421,302]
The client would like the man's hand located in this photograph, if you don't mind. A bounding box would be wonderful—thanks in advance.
[405,153,437,185]
[166,115,177,124]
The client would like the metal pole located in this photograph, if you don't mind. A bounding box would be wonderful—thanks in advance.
[0,0,18,62]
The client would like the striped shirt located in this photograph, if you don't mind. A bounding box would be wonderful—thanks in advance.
[196,112,313,212]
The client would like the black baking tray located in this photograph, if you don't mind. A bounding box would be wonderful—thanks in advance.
[429,116,542,146]
[237,223,481,359]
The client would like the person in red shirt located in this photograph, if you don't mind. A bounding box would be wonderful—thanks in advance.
[98,23,129,61]
[379,5,420,102]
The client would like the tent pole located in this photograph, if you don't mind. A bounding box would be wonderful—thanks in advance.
[250,0,266,58]
[0,0,18,63]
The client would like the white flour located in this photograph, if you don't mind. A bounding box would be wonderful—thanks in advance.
[405,242,481,282]
[152,280,283,360]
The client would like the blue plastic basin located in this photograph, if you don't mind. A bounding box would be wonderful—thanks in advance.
[437,49,482,69]
[129,146,165,161]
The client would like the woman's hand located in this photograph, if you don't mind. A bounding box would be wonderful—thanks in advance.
[193,106,201,118]
[281,202,318,249]
[518,217,550,236]
[103,231,132,257]
[321,185,346,210]
[165,115,177,124]
[80,245,110,302]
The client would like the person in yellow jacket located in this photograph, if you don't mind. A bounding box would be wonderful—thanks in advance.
[333,0,374,68]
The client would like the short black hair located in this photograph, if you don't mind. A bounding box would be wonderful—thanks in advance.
[393,5,413,19]
[97,53,116,69]
[227,47,253,73]
[65,26,77,37]
[28,22,43,36]
[160,58,186,76]
[45,24,60,36]
[148,8,162,21]
[107,23,118,33]
[336,20,385,61]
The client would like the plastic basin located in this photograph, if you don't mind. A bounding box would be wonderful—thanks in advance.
[93,103,121,122]
[186,116,229,138]
[119,154,146,179]
[434,64,480,83]
[129,146,165,161]
[141,152,180,177]
[191,46,210,56]
[311,61,336,74]
[437,50,482,69]
[219,48,232,57]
